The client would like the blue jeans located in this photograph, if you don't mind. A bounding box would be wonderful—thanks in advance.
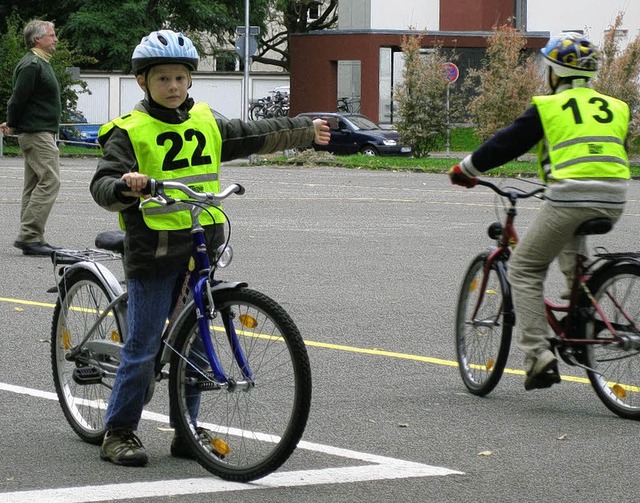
[104,270,199,431]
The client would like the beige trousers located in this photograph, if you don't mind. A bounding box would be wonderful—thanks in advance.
[16,132,60,243]
[508,201,623,363]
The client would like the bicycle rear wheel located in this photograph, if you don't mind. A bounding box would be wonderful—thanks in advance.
[583,262,640,419]
[169,287,312,482]
[51,269,126,443]
[455,252,513,396]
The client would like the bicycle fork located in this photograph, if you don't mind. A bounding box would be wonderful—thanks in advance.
[192,277,254,391]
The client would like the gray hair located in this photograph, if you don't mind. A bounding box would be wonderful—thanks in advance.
[23,20,55,49]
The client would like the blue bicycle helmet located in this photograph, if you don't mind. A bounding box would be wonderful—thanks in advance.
[131,30,199,75]
[540,32,599,78]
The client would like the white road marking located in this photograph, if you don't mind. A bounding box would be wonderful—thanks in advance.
[0,382,463,502]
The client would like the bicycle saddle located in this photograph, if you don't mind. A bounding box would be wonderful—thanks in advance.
[575,218,613,236]
[95,230,125,254]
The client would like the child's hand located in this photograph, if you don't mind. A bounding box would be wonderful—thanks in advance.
[313,119,331,146]
[120,172,149,197]
[0,122,14,136]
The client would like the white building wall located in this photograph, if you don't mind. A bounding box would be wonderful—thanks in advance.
[369,0,439,30]
[527,0,640,49]
[74,74,289,123]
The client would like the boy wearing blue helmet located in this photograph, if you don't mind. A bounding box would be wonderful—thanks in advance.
[449,33,630,391]
[90,30,329,466]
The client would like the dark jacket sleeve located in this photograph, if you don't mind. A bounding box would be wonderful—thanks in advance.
[469,106,544,173]
[217,116,315,162]
[90,127,139,212]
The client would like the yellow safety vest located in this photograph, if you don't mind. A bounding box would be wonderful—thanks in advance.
[532,88,629,181]
[102,103,223,230]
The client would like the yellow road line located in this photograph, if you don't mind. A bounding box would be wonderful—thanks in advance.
[0,297,56,309]
[0,295,595,385]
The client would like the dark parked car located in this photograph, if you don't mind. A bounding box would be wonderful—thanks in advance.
[59,110,100,148]
[296,112,411,156]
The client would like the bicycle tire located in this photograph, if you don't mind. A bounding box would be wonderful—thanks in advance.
[51,269,126,444]
[582,262,640,419]
[455,252,513,396]
[249,103,264,120]
[168,287,312,481]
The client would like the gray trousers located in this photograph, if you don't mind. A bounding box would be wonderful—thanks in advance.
[16,132,60,243]
[509,202,623,362]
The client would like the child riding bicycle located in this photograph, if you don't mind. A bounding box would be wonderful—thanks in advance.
[449,33,630,391]
[90,29,329,467]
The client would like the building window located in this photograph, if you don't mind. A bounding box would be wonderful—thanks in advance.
[309,1,321,20]
[514,0,527,31]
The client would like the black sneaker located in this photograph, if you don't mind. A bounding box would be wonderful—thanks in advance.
[13,240,56,256]
[100,429,148,466]
[524,349,562,391]
[171,427,226,459]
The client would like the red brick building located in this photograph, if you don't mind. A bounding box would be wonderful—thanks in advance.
[289,0,549,123]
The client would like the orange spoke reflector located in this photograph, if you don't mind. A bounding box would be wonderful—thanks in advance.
[486,358,495,371]
[239,314,258,328]
[111,331,120,343]
[612,384,627,399]
[469,278,478,293]
[212,438,231,456]
[63,330,71,350]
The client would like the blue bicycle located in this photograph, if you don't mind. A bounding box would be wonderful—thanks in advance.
[50,180,312,481]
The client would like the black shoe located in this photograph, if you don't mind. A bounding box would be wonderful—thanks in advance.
[524,350,561,391]
[13,241,56,256]
[171,427,227,459]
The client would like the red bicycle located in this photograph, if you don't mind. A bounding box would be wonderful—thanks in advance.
[455,178,640,419]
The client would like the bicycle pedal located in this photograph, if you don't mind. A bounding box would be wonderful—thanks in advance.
[559,351,599,374]
[72,366,103,385]
[196,373,223,391]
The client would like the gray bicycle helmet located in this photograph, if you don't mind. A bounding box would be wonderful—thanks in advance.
[131,30,199,75]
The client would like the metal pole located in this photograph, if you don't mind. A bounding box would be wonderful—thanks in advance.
[243,0,250,121]
[445,83,451,156]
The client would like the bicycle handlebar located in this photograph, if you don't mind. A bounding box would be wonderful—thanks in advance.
[114,178,245,207]
[476,178,545,201]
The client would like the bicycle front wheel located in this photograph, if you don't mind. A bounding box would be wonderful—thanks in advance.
[455,252,513,396]
[169,287,312,482]
[583,262,640,419]
[51,269,126,443]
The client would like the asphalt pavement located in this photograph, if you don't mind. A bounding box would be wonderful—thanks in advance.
[2,155,640,502]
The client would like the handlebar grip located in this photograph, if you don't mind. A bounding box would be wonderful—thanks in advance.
[234,184,246,196]
[114,178,154,195]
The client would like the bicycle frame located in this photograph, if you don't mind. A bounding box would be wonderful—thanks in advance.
[471,179,636,352]
[153,195,254,389]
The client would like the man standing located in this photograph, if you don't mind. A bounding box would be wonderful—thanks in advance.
[1,19,61,256]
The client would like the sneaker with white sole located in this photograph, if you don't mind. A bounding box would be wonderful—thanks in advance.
[100,429,148,466]
[524,349,561,391]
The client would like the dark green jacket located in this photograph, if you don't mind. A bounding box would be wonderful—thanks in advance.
[90,98,316,278]
[6,51,61,133]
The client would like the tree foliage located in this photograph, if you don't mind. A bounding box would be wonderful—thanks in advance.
[394,34,450,158]
[0,11,92,124]
[465,24,544,142]
[0,0,338,73]
[592,12,640,152]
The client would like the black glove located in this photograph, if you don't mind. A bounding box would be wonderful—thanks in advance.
[449,165,477,188]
